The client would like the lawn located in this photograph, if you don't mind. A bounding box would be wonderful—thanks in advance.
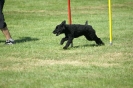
[0,0,133,88]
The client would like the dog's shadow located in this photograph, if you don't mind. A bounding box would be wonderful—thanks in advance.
[0,37,39,44]
[73,44,99,48]
[15,37,39,43]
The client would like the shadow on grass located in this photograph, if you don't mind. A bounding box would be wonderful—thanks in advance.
[73,44,99,48]
[61,44,100,50]
[15,37,39,43]
[0,37,39,44]
[0,40,5,43]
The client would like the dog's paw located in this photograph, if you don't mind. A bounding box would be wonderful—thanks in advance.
[63,46,68,49]
[98,43,105,46]
[60,42,63,45]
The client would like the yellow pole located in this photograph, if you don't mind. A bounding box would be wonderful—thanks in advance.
[108,0,113,45]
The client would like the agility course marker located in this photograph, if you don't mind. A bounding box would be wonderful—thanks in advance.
[108,0,113,45]
[68,0,113,44]
[68,0,72,24]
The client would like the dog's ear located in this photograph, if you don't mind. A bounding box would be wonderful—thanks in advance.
[61,20,66,25]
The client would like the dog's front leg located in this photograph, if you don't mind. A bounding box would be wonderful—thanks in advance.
[63,37,73,49]
[71,42,73,47]
[60,37,68,45]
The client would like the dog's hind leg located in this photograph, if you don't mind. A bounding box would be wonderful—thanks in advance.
[84,33,104,45]
[95,37,104,45]
[93,34,104,45]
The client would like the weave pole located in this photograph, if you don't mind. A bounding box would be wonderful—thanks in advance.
[108,0,113,45]
[68,0,72,24]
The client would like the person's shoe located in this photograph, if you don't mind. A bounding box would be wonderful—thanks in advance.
[5,39,15,45]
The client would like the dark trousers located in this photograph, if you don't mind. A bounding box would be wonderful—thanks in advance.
[0,0,6,29]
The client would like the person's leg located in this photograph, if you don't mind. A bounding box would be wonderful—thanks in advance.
[1,26,15,44]
[0,0,14,44]
[2,27,15,44]
[1,27,12,40]
[1,24,15,44]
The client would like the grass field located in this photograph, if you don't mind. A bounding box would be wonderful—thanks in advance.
[0,0,133,88]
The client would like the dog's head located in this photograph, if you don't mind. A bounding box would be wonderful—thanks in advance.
[53,20,66,36]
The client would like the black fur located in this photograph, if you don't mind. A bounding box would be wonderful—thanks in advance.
[53,20,104,49]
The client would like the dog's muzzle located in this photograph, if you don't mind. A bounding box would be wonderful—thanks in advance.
[53,31,60,36]
[56,33,60,36]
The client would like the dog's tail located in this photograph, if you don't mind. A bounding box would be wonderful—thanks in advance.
[85,20,88,25]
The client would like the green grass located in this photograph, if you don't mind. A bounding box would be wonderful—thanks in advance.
[0,0,133,88]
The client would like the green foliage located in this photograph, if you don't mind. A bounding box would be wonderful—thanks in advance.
[0,0,133,88]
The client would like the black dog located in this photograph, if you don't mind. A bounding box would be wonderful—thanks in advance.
[53,20,104,49]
